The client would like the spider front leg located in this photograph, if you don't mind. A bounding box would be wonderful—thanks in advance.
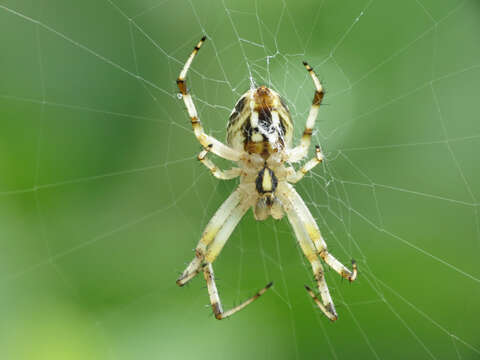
[177,189,272,319]
[204,263,273,320]
[282,183,357,282]
[278,183,337,321]
[177,36,242,162]
[287,62,325,163]
[176,188,243,286]
[287,145,324,183]
[198,144,242,180]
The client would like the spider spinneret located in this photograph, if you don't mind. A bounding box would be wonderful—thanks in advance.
[176,36,357,321]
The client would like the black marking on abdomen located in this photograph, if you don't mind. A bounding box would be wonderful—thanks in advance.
[229,96,247,123]
[258,108,272,129]
[255,167,278,194]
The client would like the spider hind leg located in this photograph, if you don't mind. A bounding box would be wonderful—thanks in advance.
[177,36,241,161]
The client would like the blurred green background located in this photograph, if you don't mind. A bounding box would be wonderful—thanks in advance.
[1,0,480,359]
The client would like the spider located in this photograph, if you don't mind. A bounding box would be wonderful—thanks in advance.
[176,36,357,321]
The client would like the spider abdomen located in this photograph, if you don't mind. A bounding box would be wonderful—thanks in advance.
[227,86,293,157]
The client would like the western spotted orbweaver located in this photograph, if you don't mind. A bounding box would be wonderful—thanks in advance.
[176,36,357,321]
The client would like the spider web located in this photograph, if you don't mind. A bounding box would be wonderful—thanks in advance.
[1,0,479,359]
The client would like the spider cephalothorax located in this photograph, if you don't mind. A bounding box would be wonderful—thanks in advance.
[176,36,357,322]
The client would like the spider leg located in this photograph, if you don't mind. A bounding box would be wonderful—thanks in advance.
[198,144,242,180]
[176,188,242,286]
[286,62,324,163]
[177,36,242,162]
[287,145,324,183]
[178,190,271,319]
[177,189,257,286]
[278,183,337,321]
[204,263,273,320]
[203,194,253,264]
[281,183,357,282]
